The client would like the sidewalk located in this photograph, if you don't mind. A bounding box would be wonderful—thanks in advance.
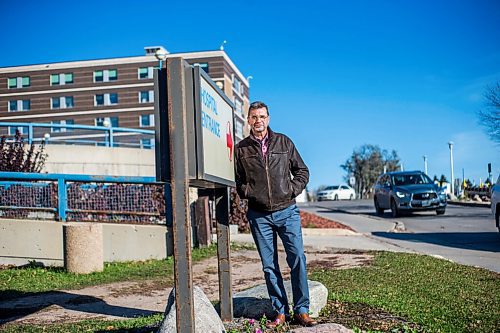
[232,204,412,253]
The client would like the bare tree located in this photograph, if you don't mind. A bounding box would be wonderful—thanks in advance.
[478,82,500,144]
[341,144,400,199]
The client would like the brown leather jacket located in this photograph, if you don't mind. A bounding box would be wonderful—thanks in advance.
[235,128,309,212]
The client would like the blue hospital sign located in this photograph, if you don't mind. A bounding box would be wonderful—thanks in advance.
[199,73,235,184]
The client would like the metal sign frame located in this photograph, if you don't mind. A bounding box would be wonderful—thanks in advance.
[154,58,234,332]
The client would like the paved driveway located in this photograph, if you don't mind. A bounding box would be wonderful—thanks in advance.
[299,200,500,272]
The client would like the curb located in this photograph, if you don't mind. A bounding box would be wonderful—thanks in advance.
[301,228,359,236]
[447,200,490,208]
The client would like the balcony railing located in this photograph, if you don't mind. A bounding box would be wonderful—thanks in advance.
[0,122,155,148]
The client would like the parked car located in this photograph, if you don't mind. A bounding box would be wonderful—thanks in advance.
[317,185,355,201]
[373,171,447,217]
[491,175,500,233]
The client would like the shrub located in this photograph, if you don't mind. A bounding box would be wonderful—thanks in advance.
[0,130,47,172]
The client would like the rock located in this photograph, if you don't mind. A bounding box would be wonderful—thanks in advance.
[291,323,354,333]
[233,280,328,319]
[473,194,482,202]
[158,286,226,333]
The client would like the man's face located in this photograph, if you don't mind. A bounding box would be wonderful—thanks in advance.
[247,107,270,134]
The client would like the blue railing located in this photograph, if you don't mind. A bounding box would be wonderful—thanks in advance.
[0,172,162,223]
[0,122,155,148]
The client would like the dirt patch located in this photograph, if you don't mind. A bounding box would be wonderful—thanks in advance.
[318,300,423,332]
[0,249,373,326]
[308,253,374,270]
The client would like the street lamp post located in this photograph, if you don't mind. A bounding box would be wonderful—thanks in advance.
[246,75,253,87]
[103,119,111,147]
[448,141,455,196]
[423,155,428,175]
[154,48,168,69]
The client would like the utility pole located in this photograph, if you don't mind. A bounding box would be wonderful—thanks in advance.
[448,142,455,196]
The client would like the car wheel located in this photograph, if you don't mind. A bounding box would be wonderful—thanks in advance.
[334,194,339,201]
[374,197,384,215]
[349,194,354,200]
[390,199,399,218]
[436,208,446,215]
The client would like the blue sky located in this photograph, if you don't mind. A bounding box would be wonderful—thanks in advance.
[1,0,499,189]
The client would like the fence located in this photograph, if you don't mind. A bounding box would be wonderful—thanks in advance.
[0,172,166,224]
[0,122,155,148]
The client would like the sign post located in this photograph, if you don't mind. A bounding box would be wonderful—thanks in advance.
[215,187,232,321]
[154,58,235,332]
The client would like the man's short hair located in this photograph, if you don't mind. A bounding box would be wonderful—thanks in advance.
[248,101,269,116]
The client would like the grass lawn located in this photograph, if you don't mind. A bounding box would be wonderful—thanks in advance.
[1,249,499,333]
[0,245,219,300]
[311,251,500,333]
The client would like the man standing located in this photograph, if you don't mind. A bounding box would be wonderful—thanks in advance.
[234,101,316,328]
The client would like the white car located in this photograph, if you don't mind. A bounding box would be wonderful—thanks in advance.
[491,175,500,233]
[317,185,356,201]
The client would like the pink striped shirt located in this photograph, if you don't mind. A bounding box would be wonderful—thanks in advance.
[251,133,269,158]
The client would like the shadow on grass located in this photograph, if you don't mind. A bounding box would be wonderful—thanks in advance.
[372,231,500,252]
[0,290,160,325]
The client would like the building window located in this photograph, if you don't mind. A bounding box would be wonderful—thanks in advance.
[8,76,30,89]
[8,100,30,112]
[8,78,16,88]
[141,138,154,149]
[94,70,103,82]
[234,98,243,117]
[95,94,104,105]
[138,67,153,79]
[109,93,118,104]
[94,69,118,82]
[51,96,74,109]
[235,121,243,140]
[8,126,28,135]
[139,90,154,103]
[140,114,155,127]
[51,119,75,133]
[197,63,209,74]
[95,116,119,128]
[232,74,243,96]
[95,93,118,106]
[108,69,118,81]
[50,73,73,85]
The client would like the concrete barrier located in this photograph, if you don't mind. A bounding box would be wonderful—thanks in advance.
[0,219,169,267]
[64,223,103,274]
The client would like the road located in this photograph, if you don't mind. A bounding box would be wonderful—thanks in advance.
[300,200,500,273]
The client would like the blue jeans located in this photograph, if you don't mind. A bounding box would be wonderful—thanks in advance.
[247,204,310,316]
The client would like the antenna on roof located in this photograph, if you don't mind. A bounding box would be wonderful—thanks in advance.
[220,40,227,51]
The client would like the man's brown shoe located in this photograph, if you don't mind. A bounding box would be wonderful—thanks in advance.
[266,313,287,328]
[293,313,317,327]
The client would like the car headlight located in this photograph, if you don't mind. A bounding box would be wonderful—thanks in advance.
[396,191,409,198]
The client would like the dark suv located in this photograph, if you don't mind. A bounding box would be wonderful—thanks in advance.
[373,171,447,217]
